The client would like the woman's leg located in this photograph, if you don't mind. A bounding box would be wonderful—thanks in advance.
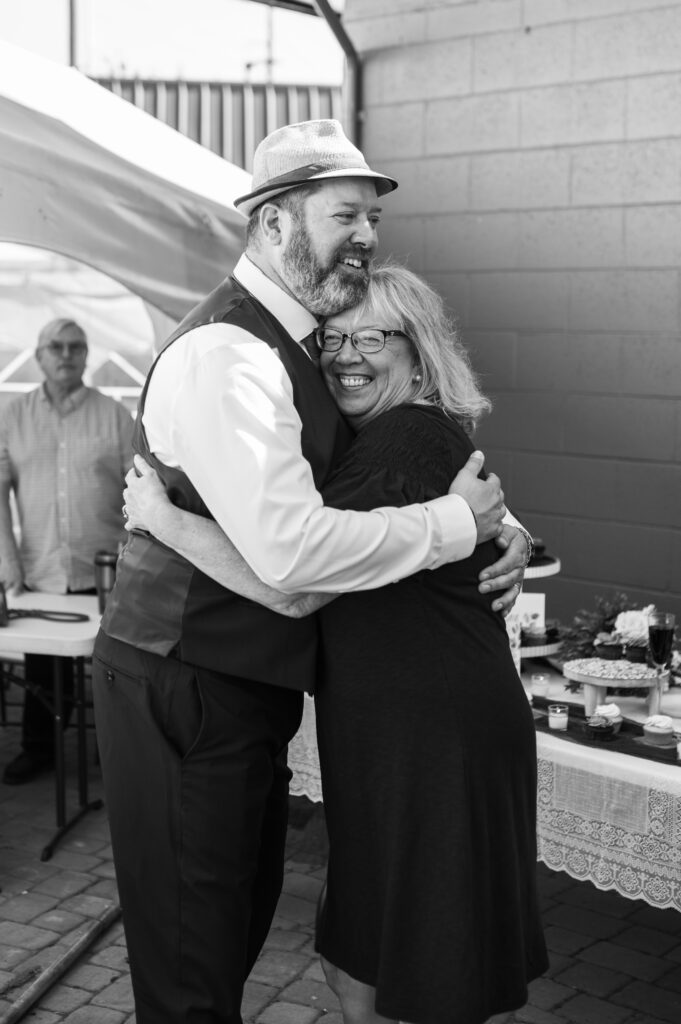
[321,956,398,1024]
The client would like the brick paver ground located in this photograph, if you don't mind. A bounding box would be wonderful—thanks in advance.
[2,682,681,1024]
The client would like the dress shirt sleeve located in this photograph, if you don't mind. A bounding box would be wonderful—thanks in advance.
[144,324,476,594]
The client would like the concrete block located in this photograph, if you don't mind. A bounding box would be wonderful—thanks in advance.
[425,211,519,272]
[383,155,470,215]
[345,11,427,52]
[574,6,681,81]
[568,270,679,332]
[518,208,624,269]
[466,330,518,391]
[556,522,674,591]
[363,103,425,160]
[427,0,523,40]
[563,394,676,459]
[612,978,681,1022]
[422,271,471,325]
[470,271,569,330]
[481,391,566,450]
[516,332,620,394]
[571,139,681,206]
[426,92,520,155]
[625,205,681,267]
[474,22,572,92]
[520,81,626,148]
[364,38,471,103]
[378,215,426,270]
[524,0,673,29]
[628,72,681,139]
[345,0,429,15]
[472,149,570,211]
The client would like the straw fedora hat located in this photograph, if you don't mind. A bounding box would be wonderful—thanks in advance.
[234,119,398,217]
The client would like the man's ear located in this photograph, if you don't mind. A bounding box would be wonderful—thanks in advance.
[259,203,284,245]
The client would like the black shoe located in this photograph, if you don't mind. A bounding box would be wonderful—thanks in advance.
[3,751,54,785]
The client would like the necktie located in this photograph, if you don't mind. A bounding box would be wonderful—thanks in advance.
[301,331,320,366]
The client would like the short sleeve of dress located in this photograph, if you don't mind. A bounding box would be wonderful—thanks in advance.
[322,405,475,513]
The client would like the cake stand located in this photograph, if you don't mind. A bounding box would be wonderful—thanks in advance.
[562,658,669,716]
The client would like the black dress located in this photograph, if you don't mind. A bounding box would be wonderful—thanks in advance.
[315,404,548,1024]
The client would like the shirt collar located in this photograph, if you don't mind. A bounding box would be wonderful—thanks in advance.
[40,382,88,413]
[233,254,318,345]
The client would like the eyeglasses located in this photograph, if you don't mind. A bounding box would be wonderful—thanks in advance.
[315,327,409,354]
[41,341,87,356]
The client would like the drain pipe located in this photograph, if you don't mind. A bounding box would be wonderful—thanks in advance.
[310,0,363,147]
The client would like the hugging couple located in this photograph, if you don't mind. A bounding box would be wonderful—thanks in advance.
[93,118,547,1024]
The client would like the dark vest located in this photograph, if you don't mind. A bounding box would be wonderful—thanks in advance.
[101,274,353,691]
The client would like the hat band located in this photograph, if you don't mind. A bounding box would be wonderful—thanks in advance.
[236,160,375,207]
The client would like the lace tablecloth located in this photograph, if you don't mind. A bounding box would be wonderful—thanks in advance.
[288,694,681,911]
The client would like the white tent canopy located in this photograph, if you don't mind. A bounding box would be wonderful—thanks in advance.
[0,40,250,332]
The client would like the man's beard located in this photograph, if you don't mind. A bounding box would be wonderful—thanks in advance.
[282,221,371,316]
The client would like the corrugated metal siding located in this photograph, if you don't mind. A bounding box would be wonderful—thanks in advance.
[94,78,343,170]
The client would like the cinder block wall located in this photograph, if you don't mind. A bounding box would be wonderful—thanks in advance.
[345,0,681,623]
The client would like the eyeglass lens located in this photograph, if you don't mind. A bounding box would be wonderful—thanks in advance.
[319,329,386,353]
[45,342,87,355]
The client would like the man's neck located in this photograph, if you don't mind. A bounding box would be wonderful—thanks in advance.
[43,379,83,410]
[245,250,299,304]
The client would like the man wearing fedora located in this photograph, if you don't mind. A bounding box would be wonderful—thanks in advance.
[93,119,529,1024]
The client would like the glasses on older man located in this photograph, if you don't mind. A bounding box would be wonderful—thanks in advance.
[315,327,409,354]
[41,341,88,356]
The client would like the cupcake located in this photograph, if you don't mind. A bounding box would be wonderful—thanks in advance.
[584,715,616,742]
[643,715,675,746]
[594,703,623,735]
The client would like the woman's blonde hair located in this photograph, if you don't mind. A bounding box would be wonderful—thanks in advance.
[351,262,491,433]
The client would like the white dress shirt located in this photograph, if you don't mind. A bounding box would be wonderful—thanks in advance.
[143,255,495,594]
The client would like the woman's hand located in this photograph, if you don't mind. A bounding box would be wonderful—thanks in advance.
[123,454,171,533]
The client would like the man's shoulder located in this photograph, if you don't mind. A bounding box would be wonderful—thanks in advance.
[0,387,42,422]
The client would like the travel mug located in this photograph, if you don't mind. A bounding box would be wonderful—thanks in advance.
[94,550,118,614]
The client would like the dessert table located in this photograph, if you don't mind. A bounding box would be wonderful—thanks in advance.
[0,591,102,860]
[288,666,681,912]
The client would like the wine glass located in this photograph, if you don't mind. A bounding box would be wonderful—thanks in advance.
[648,612,675,715]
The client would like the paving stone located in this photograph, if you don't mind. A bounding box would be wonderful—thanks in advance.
[257,1001,320,1024]
[62,1008,127,1024]
[90,946,130,971]
[0,892,60,924]
[0,922,60,951]
[274,893,316,926]
[542,950,574,978]
[280,978,340,1013]
[281,871,324,903]
[611,924,680,957]
[248,950,311,987]
[542,903,628,940]
[63,961,120,992]
[59,894,117,919]
[657,963,681,994]
[31,909,86,935]
[302,959,326,983]
[578,939,670,982]
[628,904,681,935]
[91,861,118,879]
[243,980,278,1018]
[555,883,636,920]
[86,879,119,901]
[513,1006,567,1023]
[526,975,573,1010]
[17,1010,60,1023]
[38,983,92,1013]
[612,979,681,1023]
[263,928,309,952]
[555,959,630,998]
[543,924,597,956]
[48,849,105,873]
[91,974,135,1012]
[34,871,95,900]
[558,992,634,1023]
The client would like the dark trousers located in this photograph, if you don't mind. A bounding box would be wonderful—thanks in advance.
[92,631,303,1024]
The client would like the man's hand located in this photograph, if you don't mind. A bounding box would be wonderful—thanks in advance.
[478,525,528,615]
[448,450,505,543]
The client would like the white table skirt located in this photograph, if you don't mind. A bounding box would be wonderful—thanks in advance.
[288,680,681,911]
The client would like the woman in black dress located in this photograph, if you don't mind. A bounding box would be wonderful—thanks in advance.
[123,264,547,1024]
